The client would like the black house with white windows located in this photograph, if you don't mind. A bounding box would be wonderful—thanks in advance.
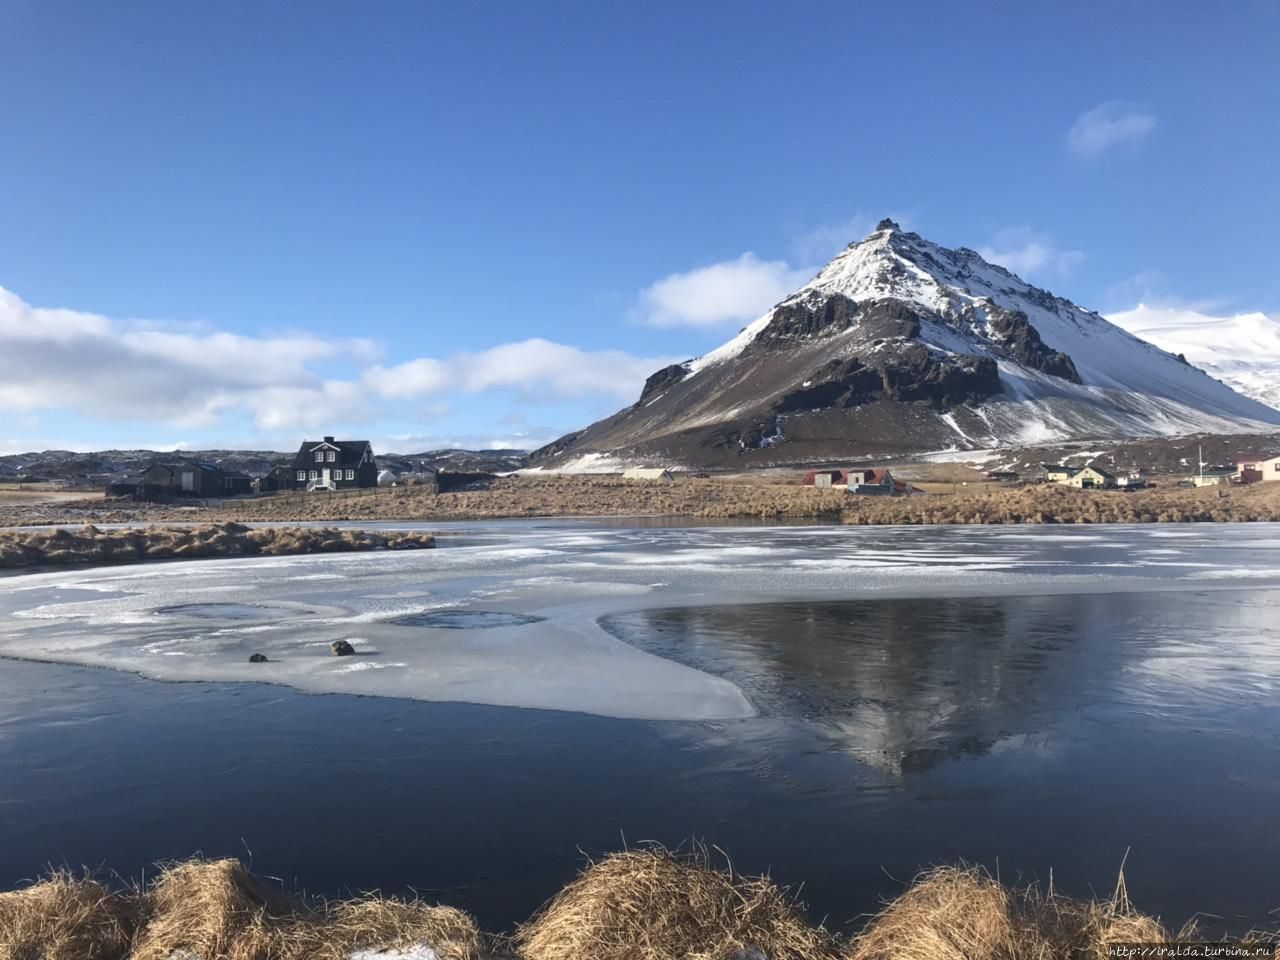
[290,437,378,491]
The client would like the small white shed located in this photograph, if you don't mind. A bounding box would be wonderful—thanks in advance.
[623,467,675,483]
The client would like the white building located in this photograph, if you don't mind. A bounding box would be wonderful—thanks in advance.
[623,467,675,483]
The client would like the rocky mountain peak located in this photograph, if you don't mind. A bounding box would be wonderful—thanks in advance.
[530,225,1280,470]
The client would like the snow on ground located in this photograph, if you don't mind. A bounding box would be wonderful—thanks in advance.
[0,520,1278,721]
[518,451,629,474]
[350,946,438,960]
[1108,304,1280,412]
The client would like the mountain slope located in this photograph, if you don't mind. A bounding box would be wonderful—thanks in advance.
[533,221,1280,469]
[1108,304,1280,412]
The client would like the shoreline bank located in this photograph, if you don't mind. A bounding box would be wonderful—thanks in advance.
[3,476,1280,530]
[0,850,1259,960]
[0,522,435,570]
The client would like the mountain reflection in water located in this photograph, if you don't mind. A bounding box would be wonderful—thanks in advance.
[602,590,1276,776]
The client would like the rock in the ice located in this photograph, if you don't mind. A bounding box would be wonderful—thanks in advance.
[248,652,268,663]
[330,639,356,657]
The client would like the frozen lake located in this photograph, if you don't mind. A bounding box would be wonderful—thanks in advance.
[1,520,1278,934]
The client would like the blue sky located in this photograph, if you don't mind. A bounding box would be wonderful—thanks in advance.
[1,1,1277,453]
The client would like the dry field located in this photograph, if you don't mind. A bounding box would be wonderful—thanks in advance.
[0,483,105,506]
[0,850,1250,960]
[0,523,435,569]
[1,475,1279,529]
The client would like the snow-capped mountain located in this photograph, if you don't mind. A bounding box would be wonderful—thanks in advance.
[1108,305,1280,413]
[532,221,1280,468]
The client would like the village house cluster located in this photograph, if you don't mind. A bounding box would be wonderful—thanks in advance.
[112,438,388,501]
[802,468,922,496]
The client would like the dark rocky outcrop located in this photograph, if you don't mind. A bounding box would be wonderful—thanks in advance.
[248,653,268,663]
[976,303,1081,383]
[753,293,862,344]
[636,363,689,406]
[330,640,355,657]
[752,294,924,349]
[775,349,1000,414]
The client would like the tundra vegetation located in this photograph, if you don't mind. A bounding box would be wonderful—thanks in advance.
[0,849,1246,960]
[4,474,1280,530]
[0,522,434,569]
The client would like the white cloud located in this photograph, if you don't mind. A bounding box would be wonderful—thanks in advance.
[978,227,1084,278]
[1066,102,1156,158]
[366,338,679,401]
[0,284,672,448]
[0,285,375,431]
[634,253,814,329]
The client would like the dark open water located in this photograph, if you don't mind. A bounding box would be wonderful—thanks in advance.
[1,585,1277,936]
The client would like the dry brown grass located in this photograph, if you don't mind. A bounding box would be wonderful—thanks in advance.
[0,522,435,569]
[5,475,1280,529]
[841,481,1280,526]
[317,898,486,960]
[515,849,839,960]
[129,858,485,960]
[846,866,1192,960]
[129,858,294,960]
[0,869,138,960]
[1,853,1265,960]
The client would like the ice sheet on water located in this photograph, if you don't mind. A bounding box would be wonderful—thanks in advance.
[0,522,1278,720]
[391,610,546,629]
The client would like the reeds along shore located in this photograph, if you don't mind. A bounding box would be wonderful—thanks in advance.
[0,523,435,569]
[0,850,1259,960]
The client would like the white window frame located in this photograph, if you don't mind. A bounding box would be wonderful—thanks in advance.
[327,450,337,462]
[296,470,306,481]
[309,469,319,480]
[345,469,355,480]
[314,451,324,462]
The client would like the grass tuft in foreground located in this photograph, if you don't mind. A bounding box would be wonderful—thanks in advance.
[0,852,1269,960]
[0,869,139,960]
[516,848,838,960]
[845,865,1192,960]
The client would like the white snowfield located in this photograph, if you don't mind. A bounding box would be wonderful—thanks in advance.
[1108,303,1280,413]
[687,224,1280,443]
[1,522,1278,721]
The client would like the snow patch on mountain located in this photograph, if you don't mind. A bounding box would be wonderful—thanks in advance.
[683,221,1280,433]
[1108,304,1280,412]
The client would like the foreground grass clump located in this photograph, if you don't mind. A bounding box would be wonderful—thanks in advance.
[0,851,1263,960]
[0,870,138,960]
[0,522,435,569]
[846,866,1189,960]
[131,858,482,960]
[0,857,486,960]
[516,849,839,960]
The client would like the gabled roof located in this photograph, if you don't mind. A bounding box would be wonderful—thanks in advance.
[293,439,374,467]
[1040,463,1076,473]
[144,458,223,475]
[1078,463,1115,478]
